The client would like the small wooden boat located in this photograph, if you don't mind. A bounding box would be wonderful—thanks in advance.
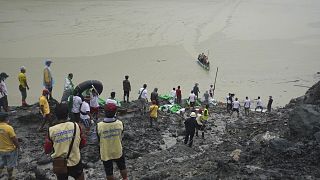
[197,60,210,70]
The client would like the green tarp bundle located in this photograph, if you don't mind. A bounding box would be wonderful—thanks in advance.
[159,94,173,100]
[160,104,182,113]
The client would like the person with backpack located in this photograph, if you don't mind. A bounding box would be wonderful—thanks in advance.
[138,84,148,115]
[44,103,86,180]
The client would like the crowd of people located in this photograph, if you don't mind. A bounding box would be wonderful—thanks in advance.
[0,59,274,179]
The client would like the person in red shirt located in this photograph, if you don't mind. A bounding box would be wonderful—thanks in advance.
[176,86,182,104]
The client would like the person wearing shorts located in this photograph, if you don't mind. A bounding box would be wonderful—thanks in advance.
[0,112,20,180]
[97,103,128,180]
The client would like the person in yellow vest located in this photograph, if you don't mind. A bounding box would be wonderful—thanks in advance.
[18,66,30,107]
[196,105,209,139]
[202,104,209,121]
[0,112,20,180]
[38,89,51,131]
[44,103,86,180]
[97,103,128,180]
[149,100,159,129]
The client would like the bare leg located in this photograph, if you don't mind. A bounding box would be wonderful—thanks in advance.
[120,169,128,180]
[107,175,115,180]
[75,172,85,180]
[7,168,14,180]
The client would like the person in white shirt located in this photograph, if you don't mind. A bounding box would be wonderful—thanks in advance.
[80,96,91,135]
[106,92,117,106]
[90,88,99,121]
[170,88,176,103]
[61,73,74,103]
[71,95,82,122]
[255,96,263,113]
[0,72,9,112]
[138,84,148,115]
[231,98,240,117]
[189,91,196,108]
[209,85,214,98]
[243,96,251,116]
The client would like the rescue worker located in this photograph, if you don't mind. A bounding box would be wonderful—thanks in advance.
[184,112,198,147]
[96,103,128,180]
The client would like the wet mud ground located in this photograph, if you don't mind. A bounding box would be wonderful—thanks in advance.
[4,98,320,179]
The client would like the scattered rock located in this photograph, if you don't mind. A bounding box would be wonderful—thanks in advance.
[289,105,320,138]
[230,149,242,161]
[269,138,293,153]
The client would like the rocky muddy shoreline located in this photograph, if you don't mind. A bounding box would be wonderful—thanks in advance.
[3,81,320,179]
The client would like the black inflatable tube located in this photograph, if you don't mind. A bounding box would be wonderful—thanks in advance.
[73,80,103,96]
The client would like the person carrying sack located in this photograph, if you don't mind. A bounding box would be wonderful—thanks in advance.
[44,103,86,180]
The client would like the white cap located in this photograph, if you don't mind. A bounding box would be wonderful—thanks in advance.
[190,112,196,118]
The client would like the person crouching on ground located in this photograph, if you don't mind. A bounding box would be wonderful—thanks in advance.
[44,103,86,180]
[0,112,20,180]
[80,96,91,136]
[184,112,198,147]
[149,100,159,130]
[97,103,128,180]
